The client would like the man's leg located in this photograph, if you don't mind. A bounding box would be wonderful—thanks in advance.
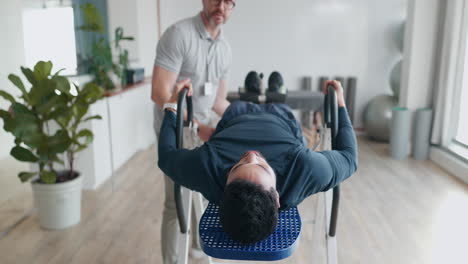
[183,126,204,252]
[214,101,260,133]
[154,105,179,264]
[185,122,212,261]
[157,107,214,263]
[161,176,180,264]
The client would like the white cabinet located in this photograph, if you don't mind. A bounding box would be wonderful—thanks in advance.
[75,82,155,189]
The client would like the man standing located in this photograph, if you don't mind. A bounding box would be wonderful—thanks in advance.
[151,0,235,263]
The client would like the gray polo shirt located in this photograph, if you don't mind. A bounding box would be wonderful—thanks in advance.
[154,13,232,125]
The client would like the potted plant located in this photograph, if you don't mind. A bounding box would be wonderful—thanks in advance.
[0,61,104,229]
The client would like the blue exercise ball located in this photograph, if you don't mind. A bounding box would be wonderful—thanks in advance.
[363,95,398,142]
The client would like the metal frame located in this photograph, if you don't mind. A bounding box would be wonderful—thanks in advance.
[174,88,203,264]
[324,86,340,264]
[324,86,340,238]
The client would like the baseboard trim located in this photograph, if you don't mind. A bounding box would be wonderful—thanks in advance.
[430,146,468,185]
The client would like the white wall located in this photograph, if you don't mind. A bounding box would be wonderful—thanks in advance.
[400,0,442,109]
[107,0,139,65]
[0,0,26,159]
[135,0,159,76]
[159,0,407,128]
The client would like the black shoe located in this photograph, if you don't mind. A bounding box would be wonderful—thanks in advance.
[268,71,285,93]
[244,71,262,94]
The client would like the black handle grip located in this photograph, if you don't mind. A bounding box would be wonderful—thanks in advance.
[324,85,338,149]
[174,87,193,234]
[176,88,193,149]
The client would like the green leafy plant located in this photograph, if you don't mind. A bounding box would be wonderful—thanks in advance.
[78,3,114,90]
[88,38,115,90]
[114,27,134,86]
[78,3,134,89]
[79,3,105,33]
[0,61,104,184]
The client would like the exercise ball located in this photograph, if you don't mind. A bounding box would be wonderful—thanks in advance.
[363,94,398,142]
[390,60,402,97]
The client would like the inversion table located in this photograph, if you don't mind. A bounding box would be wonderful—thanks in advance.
[173,86,340,264]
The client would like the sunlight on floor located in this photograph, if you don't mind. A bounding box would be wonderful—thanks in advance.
[429,191,468,264]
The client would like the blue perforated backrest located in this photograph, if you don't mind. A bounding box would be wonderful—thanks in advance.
[199,203,301,261]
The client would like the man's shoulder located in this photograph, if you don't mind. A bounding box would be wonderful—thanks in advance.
[168,15,198,33]
[159,16,198,46]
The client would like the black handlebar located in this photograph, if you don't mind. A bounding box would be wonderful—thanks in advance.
[324,85,340,237]
[325,85,339,149]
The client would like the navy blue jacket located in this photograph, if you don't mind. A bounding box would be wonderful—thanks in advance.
[158,101,357,209]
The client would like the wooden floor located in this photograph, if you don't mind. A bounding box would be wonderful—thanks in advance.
[1,136,468,264]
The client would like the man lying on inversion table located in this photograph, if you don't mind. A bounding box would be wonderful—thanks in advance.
[158,80,358,244]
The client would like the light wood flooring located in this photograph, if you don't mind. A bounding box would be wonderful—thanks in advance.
[1,136,468,264]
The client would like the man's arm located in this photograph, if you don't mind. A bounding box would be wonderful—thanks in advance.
[158,110,207,192]
[317,106,358,190]
[212,79,230,116]
[157,82,209,192]
[195,80,230,142]
[301,80,358,193]
[152,25,186,108]
[319,80,357,189]
[151,66,178,109]
[196,79,230,142]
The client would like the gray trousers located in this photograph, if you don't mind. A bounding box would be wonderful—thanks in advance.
[153,106,205,264]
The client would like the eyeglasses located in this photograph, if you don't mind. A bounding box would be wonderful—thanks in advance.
[210,0,236,10]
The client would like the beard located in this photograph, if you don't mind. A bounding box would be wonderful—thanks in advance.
[206,9,226,25]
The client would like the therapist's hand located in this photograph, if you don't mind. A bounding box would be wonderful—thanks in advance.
[168,78,214,141]
[168,79,193,104]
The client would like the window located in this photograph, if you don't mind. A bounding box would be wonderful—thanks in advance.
[448,1,468,160]
[455,78,468,146]
[22,7,78,75]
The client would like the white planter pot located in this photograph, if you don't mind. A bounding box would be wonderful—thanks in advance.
[31,174,82,230]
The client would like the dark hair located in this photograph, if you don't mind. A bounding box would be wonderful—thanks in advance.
[220,179,278,244]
